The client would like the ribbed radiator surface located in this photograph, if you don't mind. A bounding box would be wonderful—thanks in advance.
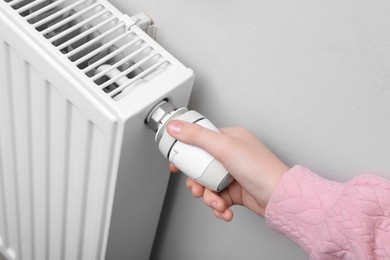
[0,41,118,260]
[0,18,119,260]
[0,0,195,259]
[3,0,171,101]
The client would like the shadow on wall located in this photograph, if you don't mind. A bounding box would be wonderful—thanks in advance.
[150,174,182,260]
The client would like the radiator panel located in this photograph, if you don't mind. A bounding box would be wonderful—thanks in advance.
[0,0,195,259]
[0,21,119,260]
[4,0,174,101]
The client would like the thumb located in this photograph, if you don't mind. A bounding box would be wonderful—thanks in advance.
[166,120,230,161]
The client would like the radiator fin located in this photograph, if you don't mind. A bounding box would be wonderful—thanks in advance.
[0,40,117,260]
[1,0,193,259]
[3,0,171,100]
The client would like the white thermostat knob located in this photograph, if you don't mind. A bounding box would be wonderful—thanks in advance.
[146,101,233,192]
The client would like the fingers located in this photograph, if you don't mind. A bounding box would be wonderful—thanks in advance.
[203,188,228,213]
[186,178,226,211]
[186,178,233,221]
[169,163,180,173]
[213,208,233,222]
[186,178,204,198]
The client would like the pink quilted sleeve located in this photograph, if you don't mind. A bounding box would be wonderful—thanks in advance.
[265,165,390,259]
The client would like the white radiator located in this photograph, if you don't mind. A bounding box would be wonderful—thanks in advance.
[0,0,194,259]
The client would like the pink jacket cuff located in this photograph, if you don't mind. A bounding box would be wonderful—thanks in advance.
[265,165,390,259]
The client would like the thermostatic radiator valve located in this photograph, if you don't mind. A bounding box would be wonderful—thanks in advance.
[146,100,233,192]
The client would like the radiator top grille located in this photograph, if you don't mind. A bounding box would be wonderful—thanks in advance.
[4,0,170,100]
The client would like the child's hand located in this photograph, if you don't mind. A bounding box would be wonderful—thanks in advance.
[167,121,289,221]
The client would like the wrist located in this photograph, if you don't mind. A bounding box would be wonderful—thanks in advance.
[263,162,289,206]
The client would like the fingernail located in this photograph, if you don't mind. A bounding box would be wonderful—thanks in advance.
[223,211,231,221]
[215,213,223,221]
[187,183,193,193]
[167,121,183,134]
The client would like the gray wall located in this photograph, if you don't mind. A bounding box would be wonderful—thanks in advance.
[111,1,390,259]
